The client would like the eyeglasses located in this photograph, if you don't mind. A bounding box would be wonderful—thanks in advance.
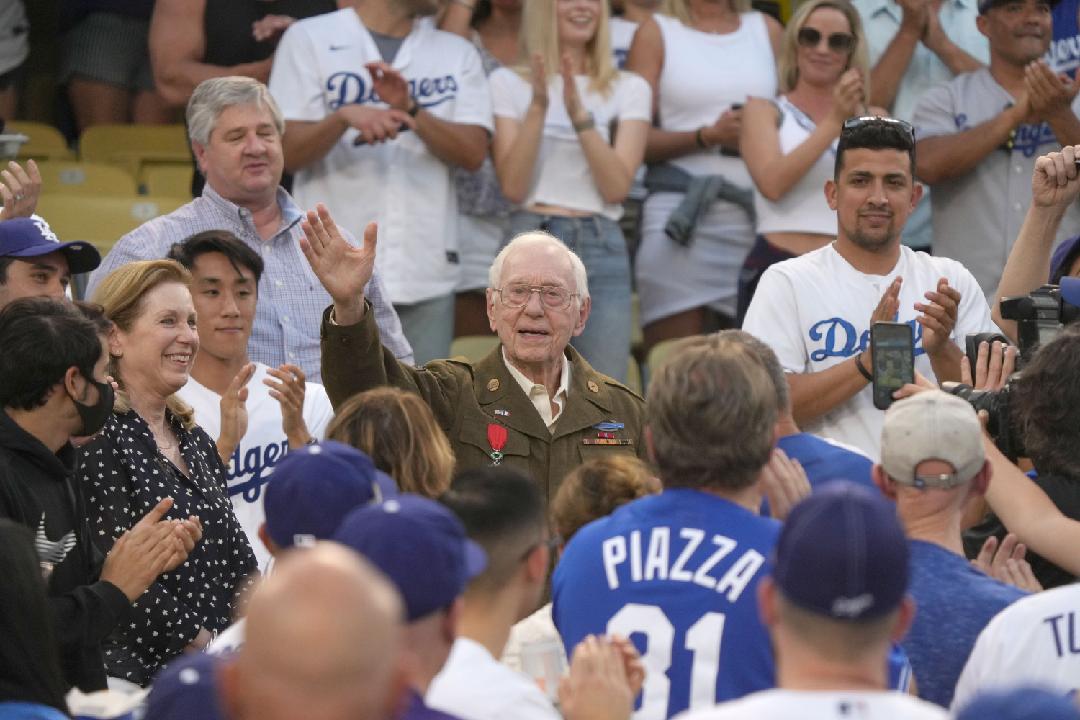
[841,116,916,144]
[496,283,578,310]
[797,26,855,53]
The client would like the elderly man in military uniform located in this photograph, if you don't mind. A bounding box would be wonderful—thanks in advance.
[302,205,646,501]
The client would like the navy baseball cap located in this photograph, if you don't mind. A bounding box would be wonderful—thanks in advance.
[956,687,1080,720]
[773,481,909,620]
[263,440,398,549]
[0,216,100,274]
[979,0,1059,11]
[144,652,225,720]
[333,494,487,622]
[1050,235,1080,283]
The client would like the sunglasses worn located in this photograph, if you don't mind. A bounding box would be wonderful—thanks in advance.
[797,26,855,53]
[842,116,916,143]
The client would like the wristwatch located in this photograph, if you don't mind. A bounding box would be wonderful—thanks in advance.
[406,99,420,117]
[573,113,596,133]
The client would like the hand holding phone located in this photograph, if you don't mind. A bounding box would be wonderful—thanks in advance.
[871,322,915,410]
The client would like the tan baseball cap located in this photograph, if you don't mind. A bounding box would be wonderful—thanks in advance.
[881,390,985,489]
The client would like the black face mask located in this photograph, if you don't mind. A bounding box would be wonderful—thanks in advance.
[72,376,114,437]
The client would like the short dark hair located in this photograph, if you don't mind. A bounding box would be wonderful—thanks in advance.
[0,297,105,411]
[167,230,264,285]
[0,257,13,284]
[1014,325,1080,479]
[834,117,916,180]
[441,467,546,592]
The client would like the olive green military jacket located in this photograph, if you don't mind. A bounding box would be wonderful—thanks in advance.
[320,306,648,503]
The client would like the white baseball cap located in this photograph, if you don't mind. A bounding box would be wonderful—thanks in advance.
[881,390,985,488]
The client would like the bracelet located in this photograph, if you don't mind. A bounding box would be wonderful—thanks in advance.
[695,127,709,149]
[406,99,420,117]
[854,351,873,382]
[573,113,596,133]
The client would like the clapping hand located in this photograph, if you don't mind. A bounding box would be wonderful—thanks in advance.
[1024,60,1080,123]
[561,52,589,127]
[366,61,412,112]
[559,636,635,720]
[265,363,312,448]
[915,277,960,358]
[251,14,295,43]
[218,362,255,463]
[529,53,549,109]
[759,448,811,520]
[972,533,1043,592]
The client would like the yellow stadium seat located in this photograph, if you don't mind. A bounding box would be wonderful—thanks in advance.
[625,356,642,395]
[36,161,138,197]
[449,334,500,364]
[5,121,75,161]
[143,164,194,199]
[35,194,187,259]
[644,338,686,390]
[79,124,190,182]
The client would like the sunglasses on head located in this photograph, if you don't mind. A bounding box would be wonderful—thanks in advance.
[842,116,916,143]
[797,26,855,53]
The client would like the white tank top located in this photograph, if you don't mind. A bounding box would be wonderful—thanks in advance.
[655,12,777,187]
[753,96,839,236]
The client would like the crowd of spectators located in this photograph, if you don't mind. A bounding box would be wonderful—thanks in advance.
[4,0,1080,718]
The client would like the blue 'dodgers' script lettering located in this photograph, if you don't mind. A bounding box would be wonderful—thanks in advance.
[227,439,289,503]
[808,317,925,362]
[327,71,458,111]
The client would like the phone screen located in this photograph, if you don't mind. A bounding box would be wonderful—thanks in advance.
[871,322,914,410]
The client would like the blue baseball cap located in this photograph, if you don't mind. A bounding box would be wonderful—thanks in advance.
[1051,235,1080,283]
[144,652,225,720]
[0,216,100,274]
[773,481,909,620]
[263,440,398,549]
[956,687,1080,720]
[333,494,487,622]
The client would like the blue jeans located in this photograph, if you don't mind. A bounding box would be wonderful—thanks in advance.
[395,293,455,366]
[509,211,632,382]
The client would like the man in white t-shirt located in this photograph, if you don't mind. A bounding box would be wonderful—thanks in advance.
[169,231,335,571]
[677,482,947,720]
[743,116,995,460]
[429,467,639,720]
[952,583,1080,709]
[268,0,493,364]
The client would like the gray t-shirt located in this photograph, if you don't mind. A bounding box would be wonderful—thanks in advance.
[0,0,28,76]
[914,66,1080,298]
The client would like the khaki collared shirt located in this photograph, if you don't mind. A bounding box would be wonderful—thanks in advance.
[502,350,571,432]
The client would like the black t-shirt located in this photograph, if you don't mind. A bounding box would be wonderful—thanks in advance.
[963,470,1080,589]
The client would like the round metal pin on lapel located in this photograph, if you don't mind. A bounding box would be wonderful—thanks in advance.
[487,378,500,392]
[587,381,600,393]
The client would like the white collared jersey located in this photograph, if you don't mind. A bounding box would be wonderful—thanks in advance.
[269,9,493,304]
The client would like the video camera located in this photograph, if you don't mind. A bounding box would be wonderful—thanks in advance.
[946,278,1080,460]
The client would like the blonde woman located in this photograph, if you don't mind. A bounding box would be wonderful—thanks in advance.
[739,0,878,319]
[627,0,782,352]
[325,387,456,499]
[78,260,256,686]
[489,0,651,382]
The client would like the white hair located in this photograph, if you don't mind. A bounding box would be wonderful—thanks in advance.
[186,76,285,146]
[488,231,590,300]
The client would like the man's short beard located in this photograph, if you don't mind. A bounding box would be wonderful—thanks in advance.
[846,224,897,252]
